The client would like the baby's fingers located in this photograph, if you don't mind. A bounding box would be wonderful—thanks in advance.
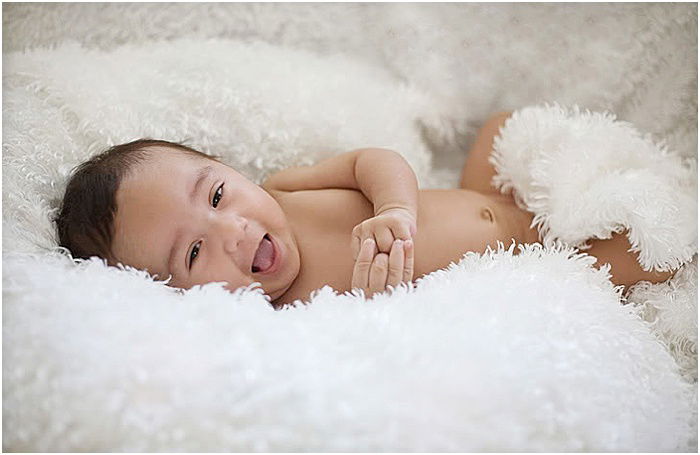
[386,239,405,288]
[351,238,375,290]
[374,227,395,254]
[403,239,414,283]
[368,253,389,294]
[351,234,361,261]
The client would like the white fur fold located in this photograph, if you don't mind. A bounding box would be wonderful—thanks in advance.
[3,245,696,452]
[491,103,698,272]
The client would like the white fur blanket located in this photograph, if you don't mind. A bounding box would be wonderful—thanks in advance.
[3,246,695,452]
[492,104,697,272]
[3,4,697,452]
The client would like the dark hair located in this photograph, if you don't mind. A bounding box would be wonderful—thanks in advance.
[55,138,216,263]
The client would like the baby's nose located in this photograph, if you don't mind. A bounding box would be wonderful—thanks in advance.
[220,215,248,254]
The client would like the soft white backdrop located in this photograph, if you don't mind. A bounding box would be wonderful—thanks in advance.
[4,2,697,163]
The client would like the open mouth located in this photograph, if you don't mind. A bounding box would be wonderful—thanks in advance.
[252,233,276,274]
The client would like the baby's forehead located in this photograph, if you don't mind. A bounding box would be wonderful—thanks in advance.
[126,146,247,191]
[132,145,223,173]
[142,144,215,162]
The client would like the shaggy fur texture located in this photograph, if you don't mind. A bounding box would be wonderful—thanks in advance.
[489,104,698,388]
[2,3,697,452]
[4,3,697,163]
[491,104,697,272]
[3,245,695,452]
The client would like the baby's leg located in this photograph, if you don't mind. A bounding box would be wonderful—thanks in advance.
[459,111,512,194]
[584,232,675,288]
[462,112,676,288]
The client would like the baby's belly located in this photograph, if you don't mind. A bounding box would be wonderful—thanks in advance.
[413,189,539,279]
[275,188,538,304]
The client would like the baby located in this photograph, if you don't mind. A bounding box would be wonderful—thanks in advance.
[56,112,674,308]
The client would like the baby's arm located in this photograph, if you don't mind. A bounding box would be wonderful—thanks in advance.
[264,148,418,295]
[349,149,418,295]
[264,148,419,252]
[356,148,417,216]
[352,148,418,251]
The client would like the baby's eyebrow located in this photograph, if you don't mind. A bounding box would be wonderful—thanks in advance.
[189,165,213,203]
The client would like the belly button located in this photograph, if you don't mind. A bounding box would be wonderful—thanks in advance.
[480,206,495,223]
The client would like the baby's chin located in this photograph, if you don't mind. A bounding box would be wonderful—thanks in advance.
[219,275,288,302]
[253,277,293,303]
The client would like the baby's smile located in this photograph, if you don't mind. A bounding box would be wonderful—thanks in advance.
[252,233,279,274]
[110,147,300,301]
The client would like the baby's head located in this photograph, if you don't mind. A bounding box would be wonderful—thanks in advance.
[56,139,300,303]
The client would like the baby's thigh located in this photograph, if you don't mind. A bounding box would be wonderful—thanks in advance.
[459,112,512,194]
[585,232,674,288]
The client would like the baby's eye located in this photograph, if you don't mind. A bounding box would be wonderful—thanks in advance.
[189,242,201,269]
[212,183,224,208]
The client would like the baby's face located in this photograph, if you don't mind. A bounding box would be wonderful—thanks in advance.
[111,148,300,301]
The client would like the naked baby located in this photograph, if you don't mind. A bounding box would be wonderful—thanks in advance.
[56,112,674,308]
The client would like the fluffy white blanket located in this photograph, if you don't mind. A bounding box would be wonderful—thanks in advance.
[3,246,695,452]
[3,4,697,452]
[493,104,697,272]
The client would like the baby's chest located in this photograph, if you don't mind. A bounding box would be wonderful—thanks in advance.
[276,189,375,302]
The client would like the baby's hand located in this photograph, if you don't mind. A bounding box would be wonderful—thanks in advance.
[351,237,414,298]
[351,207,417,259]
